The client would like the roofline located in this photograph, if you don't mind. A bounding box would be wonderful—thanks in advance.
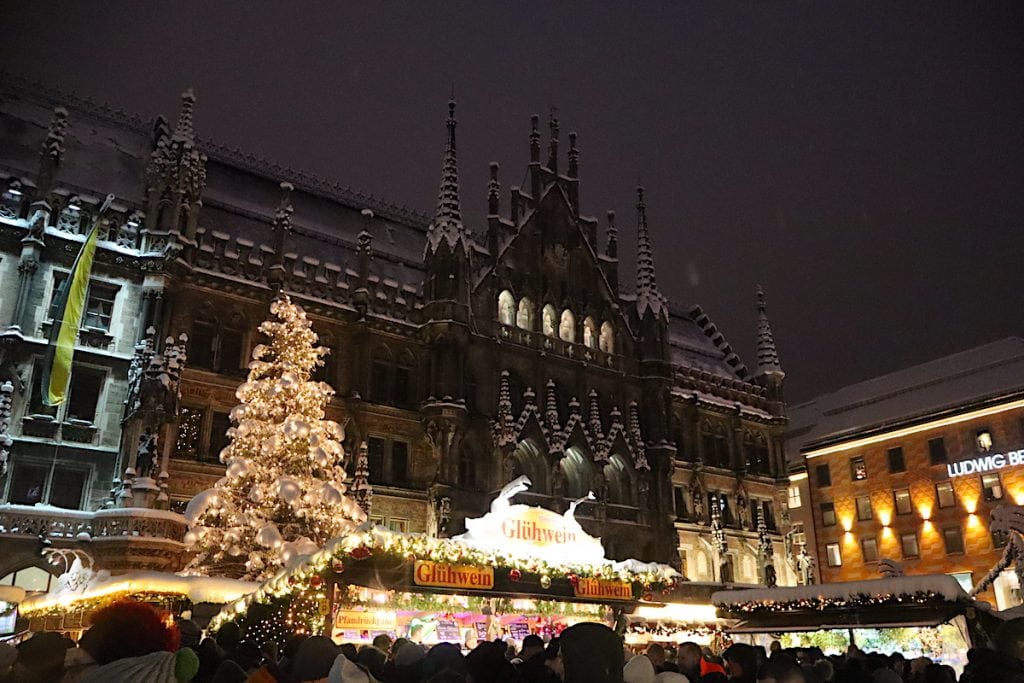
[801,389,1024,459]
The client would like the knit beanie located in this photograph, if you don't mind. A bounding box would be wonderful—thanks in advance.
[624,654,657,683]
[328,653,375,683]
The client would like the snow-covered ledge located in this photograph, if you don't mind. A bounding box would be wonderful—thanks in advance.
[0,504,187,541]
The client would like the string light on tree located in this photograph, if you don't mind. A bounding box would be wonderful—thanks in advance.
[183,295,367,580]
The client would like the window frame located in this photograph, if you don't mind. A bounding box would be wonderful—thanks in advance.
[787,485,802,509]
[887,446,906,473]
[893,487,913,516]
[928,437,948,464]
[981,472,1004,502]
[855,494,873,522]
[821,502,837,527]
[49,272,120,333]
[861,537,879,563]
[935,481,956,509]
[825,542,842,567]
[942,526,965,555]
[850,455,868,481]
[900,532,920,559]
[815,463,832,488]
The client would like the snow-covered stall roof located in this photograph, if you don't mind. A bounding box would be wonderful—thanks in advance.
[20,571,257,617]
[712,575,970,632]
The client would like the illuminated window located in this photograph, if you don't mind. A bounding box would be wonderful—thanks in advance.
[981,473,1003,501]
[887,447,906,473]
[7,463,48,505]
[582,317,598,349]
[760,500,777,531]
[825,543,842,567]
[893,488,913,515]
[928,437,948,464]
[559,309,576,342]
[516,297,534,330]
[820,502,836,527]
[815,464,832,487]
[976,429,993,452]
[787,485,802,509]
[542,305,557,337]
[497,290,516,325]
[28,361,104,424]
[900,532,920,558]
[943,526,965,555]
[856,495,873,521]
[936,481,956,509]
[0,567,55,594]
[861,537,879,563]
[387,519,409,533]
[599,321,615,353]
[850,456,867,481]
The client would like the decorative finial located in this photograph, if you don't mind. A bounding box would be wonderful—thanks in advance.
[755,285,784,381]
[635,185,665,318]
[547,113,560,173]
[487,162,500,216]
[606,210,618,258]
[568,131,579,178]
[425,99,468,256]
[530,115,541,163]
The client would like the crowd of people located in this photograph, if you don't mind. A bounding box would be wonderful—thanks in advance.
[0,600,1022,683]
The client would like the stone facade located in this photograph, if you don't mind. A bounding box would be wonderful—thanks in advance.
[0,75,793,583]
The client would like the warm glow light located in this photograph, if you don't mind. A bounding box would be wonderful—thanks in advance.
[918,504,932,521]
[922,520,934,533]
[882,526,895,538]
[968,514,980,528]
[788,472,808,482]
[1015,492,1024,506]
[963,498,977,515]
[878,510,892,527]
[633,603,719,622]
[803,398,1024,458]
[842,518,853,532]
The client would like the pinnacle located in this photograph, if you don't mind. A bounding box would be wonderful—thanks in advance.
[755,285,785,379]
[426,99,469,256]
[635,185,664,318]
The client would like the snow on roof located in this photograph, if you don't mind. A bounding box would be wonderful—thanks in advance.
[19,571,257,616]
[712,574,968,610]
[787,337,1024,461]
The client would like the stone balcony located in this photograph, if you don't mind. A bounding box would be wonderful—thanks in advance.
[0,504,189,576]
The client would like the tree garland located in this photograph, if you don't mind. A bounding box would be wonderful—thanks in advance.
[719,590,949,614]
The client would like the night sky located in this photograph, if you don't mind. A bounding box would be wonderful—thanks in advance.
[2,2,1022,402]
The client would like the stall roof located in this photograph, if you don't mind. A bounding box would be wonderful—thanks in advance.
[713,575,969,632]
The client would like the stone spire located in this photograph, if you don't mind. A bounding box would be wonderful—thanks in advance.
[635,186,665,318]
[605,210,618,259]
[425,100,469,256]
[487,162,500,216]
[755,285,785,381]
[144,88,207,237]
[267,182,294,290]
[36,107,69,200]
[547,113,559,174]
[172,88,196,144]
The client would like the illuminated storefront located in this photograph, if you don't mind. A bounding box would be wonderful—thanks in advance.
[786,338,1024,608]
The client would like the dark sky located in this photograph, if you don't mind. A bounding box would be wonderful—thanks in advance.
[3,2,1023,403]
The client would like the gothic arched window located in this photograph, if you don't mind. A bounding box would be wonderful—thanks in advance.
[604,454,633,506]
[582,317,598,349]
[559,309,576,343]
[599,321,615,354]
[189,304,246,374]
[498,290,516,326]
[542,305,558,337]
[746,433,771,475]
[701,421,730,469]
[516,297,534,330]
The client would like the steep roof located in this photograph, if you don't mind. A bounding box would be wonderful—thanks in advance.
[787,337,1024,461]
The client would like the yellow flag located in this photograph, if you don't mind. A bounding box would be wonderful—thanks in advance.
[42,195,114,406]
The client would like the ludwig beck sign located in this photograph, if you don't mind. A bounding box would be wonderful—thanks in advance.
[453,476,606,564]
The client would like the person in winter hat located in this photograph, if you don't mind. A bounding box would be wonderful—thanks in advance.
[677,642,725,681]
[328,653,377,683]
[624,654,657,683]
[559,622,625,683]
[80,648,199,683]
[289,636,340,683]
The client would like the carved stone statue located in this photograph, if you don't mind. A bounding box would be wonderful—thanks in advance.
[550,461,566,498]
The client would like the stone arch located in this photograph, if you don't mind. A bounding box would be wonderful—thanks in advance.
[542,305,558,337]
[559,309,576,343]
[498,290,516,326]
[561,444,594,499]
[582,317,598,349]
[603,453,634,506]
[599,321,615,354]
[511,437,549,494]
[516,297,534,330]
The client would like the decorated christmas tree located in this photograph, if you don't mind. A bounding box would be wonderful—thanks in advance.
[184,295,366,579]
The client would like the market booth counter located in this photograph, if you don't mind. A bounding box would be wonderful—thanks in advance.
[210,480,695,648]
[713,575,987,673]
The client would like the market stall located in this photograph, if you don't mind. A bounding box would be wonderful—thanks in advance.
[713,575,985,671]
[210,480,710,649]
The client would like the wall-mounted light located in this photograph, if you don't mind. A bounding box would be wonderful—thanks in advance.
[963,498,977,515]
[918,504,932,521]
[842,518,853,533]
